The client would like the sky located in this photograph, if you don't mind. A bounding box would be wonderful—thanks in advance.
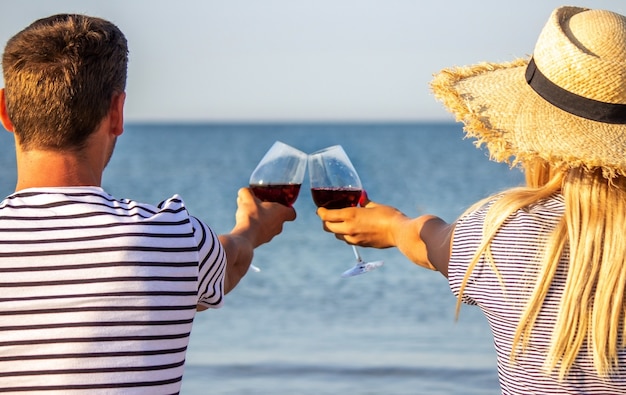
[0,0,623,123]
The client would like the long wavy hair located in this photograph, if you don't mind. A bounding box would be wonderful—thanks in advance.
[456,158,626,379]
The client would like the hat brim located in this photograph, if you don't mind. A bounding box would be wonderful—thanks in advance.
[431,58,626,178]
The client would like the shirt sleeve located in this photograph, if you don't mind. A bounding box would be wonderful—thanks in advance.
[448,201,493,306]
[190,216,226,309]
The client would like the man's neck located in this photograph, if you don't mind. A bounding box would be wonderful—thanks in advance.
[14,148,102,191]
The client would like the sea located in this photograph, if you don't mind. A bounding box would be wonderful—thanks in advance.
[0,123,525,395]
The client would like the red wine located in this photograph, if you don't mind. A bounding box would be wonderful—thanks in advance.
[310,187,362,209]
[250,184,301,207]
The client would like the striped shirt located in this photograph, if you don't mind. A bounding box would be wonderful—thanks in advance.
[0,187,226,394]
[449,194,626,394]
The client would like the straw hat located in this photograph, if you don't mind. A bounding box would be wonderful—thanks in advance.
[431,6,626,178]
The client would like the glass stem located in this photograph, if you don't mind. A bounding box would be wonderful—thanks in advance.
[352,245,364,263]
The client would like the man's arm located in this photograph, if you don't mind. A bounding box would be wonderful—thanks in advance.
[197,188,295,311]
[219,187,296,294]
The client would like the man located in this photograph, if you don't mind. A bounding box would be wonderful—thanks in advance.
[0,14,295,393]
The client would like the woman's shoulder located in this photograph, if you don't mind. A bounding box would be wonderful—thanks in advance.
[456,192,564,233]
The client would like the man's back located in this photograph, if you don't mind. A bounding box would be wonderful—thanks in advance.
[0,186,225,394]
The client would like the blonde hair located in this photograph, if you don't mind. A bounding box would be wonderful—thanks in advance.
[457,159,626,379]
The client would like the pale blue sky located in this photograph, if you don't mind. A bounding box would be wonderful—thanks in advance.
[1,1,623,123]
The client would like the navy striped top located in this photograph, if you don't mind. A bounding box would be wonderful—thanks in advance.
[449,194,626,394]
[0,187,225,394]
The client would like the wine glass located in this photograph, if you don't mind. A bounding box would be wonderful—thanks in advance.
[249,141,308,271]
[308,145,384,277]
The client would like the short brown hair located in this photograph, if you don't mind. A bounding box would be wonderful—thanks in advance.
[2,14,128,150]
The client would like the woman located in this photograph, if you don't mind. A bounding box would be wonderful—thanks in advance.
[317,6,626,394]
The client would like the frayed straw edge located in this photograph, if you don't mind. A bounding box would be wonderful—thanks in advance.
[430,59,626,179]
[430,59,528,167]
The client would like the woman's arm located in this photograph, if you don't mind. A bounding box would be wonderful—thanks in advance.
[316,198,454,277]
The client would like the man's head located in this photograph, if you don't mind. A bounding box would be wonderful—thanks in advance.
[1,14,128,151]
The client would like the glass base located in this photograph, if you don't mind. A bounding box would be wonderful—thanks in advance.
[341,260,384,278]
[249,264,261,273]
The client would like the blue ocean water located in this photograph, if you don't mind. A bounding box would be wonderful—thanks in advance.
[0,123,524,394]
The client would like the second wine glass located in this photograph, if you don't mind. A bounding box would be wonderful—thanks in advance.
[308,145,384,277]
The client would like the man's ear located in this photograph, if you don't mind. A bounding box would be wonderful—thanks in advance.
[109,92,126,137]
[0,89,15,132]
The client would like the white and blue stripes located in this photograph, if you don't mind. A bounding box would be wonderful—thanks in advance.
[449,194,626,394]
[0,187,225,394]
